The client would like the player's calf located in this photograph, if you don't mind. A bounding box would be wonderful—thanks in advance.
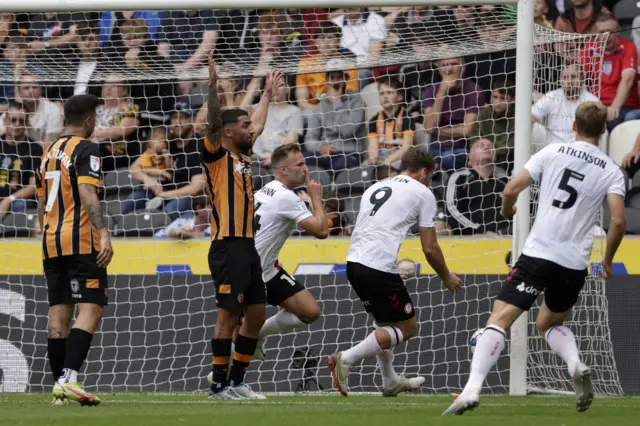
[228,303,266,399]
[47,304,74,383]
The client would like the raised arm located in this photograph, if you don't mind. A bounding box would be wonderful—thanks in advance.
[251,70,285,139]
[203,51,224,158]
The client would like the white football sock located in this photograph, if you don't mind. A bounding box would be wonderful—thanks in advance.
[341,330,385,365]
[58,368,78,384]
[462,325,506,395]
[258,310,305,339]
[545,325,581,376]
[376,348,400,387]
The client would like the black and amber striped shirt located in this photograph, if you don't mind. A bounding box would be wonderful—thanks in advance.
[35,136,102,260]
[368,107,415,150]
[202,136,254,240]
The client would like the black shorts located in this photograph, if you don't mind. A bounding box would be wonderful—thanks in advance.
[346,261,415,324]
[266,268,305,307]
[497,254,588,313]
[43,253,108,307]
[208,238,265,310]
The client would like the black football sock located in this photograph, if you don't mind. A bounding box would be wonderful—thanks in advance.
[229,335,258,387]
[62,328,93,377]
[211,338,232,392]
[47,338,67,382]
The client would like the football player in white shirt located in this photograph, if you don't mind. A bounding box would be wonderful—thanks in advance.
[253,143,329,357]
[328,148,462,397]
[444,101,627,415]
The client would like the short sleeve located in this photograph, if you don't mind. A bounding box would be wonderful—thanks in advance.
[417,188,438,228]
[75,141,101,187]
[279,192,313,224]
[402,113,415,134]
[524,145,553,182]
[531,94,550,120]
[201,136,226,163]
[368,118,377,135]
[623,41,638,72]
[608,168,626,197]
[367,14,388,42]
[35,167,44,197]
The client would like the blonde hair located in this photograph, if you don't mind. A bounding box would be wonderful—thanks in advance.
[575,101,607,139]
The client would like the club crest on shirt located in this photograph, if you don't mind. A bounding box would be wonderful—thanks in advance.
[603,61,612,76]
[90,155,100,172]
[235,162,248,175]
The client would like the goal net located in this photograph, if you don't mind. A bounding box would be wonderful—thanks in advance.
[0,6,622,395]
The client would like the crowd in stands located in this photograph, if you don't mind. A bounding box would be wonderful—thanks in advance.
[0,2,640,239]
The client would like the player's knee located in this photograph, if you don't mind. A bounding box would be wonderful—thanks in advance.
[297,305,320,324]
[297,302,321,324]
[48,324,68,339]
[399,318,417,340]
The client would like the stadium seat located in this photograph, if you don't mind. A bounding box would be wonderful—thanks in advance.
[608,120,640,166]
[334,164,374,195]
[306,167,332,192]
[627,191,640,210]
[613,0,640,24]
[103,168,138,198]
[119,210,170,237]
[2,210,38,237]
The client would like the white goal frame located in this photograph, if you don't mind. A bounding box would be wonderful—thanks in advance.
[0,0,535,396]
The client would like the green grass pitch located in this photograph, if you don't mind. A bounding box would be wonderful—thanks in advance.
[1,394,639,426]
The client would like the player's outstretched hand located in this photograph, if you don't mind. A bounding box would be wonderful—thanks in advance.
[306,175,323,201]
[97,230,114,268]
[208,50,217,84]
[600,260,613,279]
[443,272,462,293]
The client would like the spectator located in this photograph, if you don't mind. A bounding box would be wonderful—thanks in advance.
[91,75,140,171]
[532,63,599,145]
[121,18,166,70]
[332,8,387,66]
[534,0,555,28]
[445,138,509,236]
[471,79,515,171]
[622,133,640,178]
[50,22,107,100]
[390,6,437,50]
[367,78,414,168]
[0,35,29,109]
[324,191,348,236]
[633,16,640,64]
[423,56,484,170]
[251,13,304,67]
[158,10,218,72]
[554,0,607,34]
[211,9,260,65]
[128,126,173,200]
[129,105,205,220]
[252,82,303,174]
[296,21,359,112]
[305,63,366,172]
[10,75,63,148]
[0,102,43,220]
[581,14,639,131]
[26,12,82,55]
[153,197,211,239]
[99,11,161,60]
[373,164,399,181]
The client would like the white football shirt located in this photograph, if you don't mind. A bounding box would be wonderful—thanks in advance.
[254,180,313,281]
[523,141,625,270]
[347,175,437,274]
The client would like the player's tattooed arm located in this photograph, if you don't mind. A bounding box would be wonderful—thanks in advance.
[206,50,223,146]
[78,184,107,230]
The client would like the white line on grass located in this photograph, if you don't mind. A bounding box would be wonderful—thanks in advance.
[103,399,638,408]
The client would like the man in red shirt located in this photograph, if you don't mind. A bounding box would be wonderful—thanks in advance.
[581,14,639,131]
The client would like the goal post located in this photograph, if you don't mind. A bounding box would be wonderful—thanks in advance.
[510,0,533,397]
[0,1,623,396]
